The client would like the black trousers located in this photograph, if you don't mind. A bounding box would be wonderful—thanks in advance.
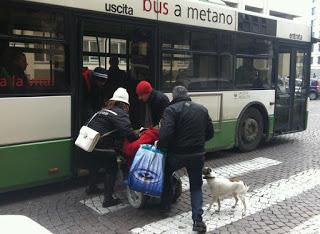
[161,154,205,221]
[87,150,118,200]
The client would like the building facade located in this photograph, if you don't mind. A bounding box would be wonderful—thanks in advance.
[220,0,304,19]
[311,0,320,77]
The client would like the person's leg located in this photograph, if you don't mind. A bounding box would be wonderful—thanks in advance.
[186,157,206,232]
[103,153,120,207]
[119,156,129,181]
[86,152,103,194]
[160,156,181,211]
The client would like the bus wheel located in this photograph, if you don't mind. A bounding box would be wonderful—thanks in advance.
[237,108,263,152]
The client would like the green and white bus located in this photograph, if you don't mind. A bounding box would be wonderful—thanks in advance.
[0,0,312,192]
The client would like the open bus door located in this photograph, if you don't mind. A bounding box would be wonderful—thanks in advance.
[76,18,156,169]
[79,19,155,129]
[274,44,309,134]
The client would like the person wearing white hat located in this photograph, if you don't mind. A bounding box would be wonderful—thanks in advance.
[85,87,138,207]
[109,87,130,105]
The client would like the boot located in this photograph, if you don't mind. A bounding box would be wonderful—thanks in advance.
[85,185,103,195]
[102,172,121,208]
[102,198,121,208]
[193,220,207,233]
[85,169,103,195]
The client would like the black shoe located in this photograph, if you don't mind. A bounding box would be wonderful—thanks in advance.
[159,204,171,214]
[102,198,121,208]
[85,186,103,195]
[193,220,207,233]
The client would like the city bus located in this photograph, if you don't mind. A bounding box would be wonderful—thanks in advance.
[0,0,311,192]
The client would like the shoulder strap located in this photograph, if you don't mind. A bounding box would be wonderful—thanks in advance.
[101,129,117,138]
[86,113,98,126]
[86,109,118,137]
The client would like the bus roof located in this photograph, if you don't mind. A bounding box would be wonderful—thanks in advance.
[23,0,311,42]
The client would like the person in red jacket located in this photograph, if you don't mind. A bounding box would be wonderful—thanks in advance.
[122,128,159,166]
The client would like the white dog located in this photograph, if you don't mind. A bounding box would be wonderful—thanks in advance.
[202,167,249,215]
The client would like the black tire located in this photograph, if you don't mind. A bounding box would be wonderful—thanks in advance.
[237,108,264,152]
[309,91,318,100]
[171,173,182,203]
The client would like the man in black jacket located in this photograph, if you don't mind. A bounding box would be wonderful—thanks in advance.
[158,86,214,233]
[136,80,169,127]
[85,88,138,208]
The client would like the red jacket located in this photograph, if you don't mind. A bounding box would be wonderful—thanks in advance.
[122,128,159,165]
[82,67,91,92]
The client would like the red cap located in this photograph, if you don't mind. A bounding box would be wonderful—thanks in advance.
[136,81,153,96]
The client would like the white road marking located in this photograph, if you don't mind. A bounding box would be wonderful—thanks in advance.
[80,194,129,215]
[290,214,320,234]
[131,169,320,234]
[181,157,282,191]
[80,157,281,215]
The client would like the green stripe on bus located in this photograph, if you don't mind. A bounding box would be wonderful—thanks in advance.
[268,115,275,139]
[206,120,237,152]
[0,139,72,192]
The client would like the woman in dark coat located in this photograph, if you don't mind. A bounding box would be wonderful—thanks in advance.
[85,88,138,208]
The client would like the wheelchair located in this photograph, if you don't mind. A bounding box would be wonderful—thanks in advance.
[116,152,183,209]
[126,171,182,208]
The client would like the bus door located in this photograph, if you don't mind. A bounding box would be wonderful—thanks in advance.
[275,45,308,134]
[80,19,155,129]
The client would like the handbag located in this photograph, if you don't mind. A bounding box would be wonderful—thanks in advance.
[75,110,117,152]
[128,144,165,197]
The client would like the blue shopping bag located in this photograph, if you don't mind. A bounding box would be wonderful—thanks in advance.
[128,144,165,197]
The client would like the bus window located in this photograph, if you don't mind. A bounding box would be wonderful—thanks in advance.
[220,54,234,89]
[295,51,307,97]
[219,33,234,90]
[235,36,273,90]
[0,7,64,39]
[111,39,126,55]
[190,54,218,91]
[0,7,68,95]
[129,30,152,82]
[0,42,67,94]
[292,50,308,130]
[82,36,128,71]
[236,57,273,89]
[191,31,218,51]
[162,52,191,90]
[160,25,190,50]
[160,24,234,92]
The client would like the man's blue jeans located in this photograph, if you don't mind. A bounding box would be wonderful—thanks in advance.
[161,154,205,221]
